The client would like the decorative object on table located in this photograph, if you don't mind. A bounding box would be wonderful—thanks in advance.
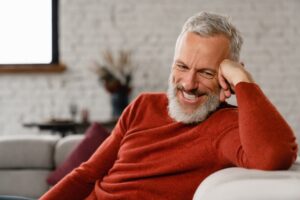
[69,103,78,122]
[92,49,132,118]
[80,108,90,123]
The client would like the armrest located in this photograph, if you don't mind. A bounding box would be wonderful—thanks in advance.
[193,157,300,200]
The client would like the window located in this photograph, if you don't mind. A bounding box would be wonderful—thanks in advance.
[0,0,65,72]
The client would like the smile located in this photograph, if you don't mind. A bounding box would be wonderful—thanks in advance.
[180,90,206,104]
[183,92,198,100]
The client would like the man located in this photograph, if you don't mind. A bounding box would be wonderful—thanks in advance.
[41,11,298,200]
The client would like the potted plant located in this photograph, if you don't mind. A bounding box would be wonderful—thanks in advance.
[92,49,132,118]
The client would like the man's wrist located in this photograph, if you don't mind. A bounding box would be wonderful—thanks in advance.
[232,72,254,86]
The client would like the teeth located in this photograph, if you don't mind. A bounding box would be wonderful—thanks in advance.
[183,92,197,100]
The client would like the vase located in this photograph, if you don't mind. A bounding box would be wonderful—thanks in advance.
[111,90,129,118]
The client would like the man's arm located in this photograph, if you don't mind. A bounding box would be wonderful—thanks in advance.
[40,122,125,200]
[215,60,298,170]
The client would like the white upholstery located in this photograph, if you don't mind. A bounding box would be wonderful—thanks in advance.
[54,135,84,167]
[0,134,299,199]
[0,135,82,198]
[193,157,300,200]
[0,135,59,169]
[0,170,50,198]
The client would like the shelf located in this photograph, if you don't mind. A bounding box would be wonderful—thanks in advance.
[0,63,66,73]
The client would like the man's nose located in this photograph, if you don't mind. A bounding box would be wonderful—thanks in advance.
[182,71,198,91]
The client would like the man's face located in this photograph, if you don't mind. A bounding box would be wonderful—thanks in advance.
[167,32,230,123]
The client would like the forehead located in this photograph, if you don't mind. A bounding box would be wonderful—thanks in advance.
[175,32,230,66]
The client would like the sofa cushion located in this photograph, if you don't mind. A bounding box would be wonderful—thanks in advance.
[46,122,110,185]
[54,135,84,167]
[0,135,59,169]
[0,169,51,198]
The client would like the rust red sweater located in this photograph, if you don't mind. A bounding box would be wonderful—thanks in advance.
[41,83,298,200]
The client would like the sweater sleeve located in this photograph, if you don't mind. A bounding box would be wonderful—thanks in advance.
[214,82,298,170]
[40,128,123,200]
[39,94,143,200]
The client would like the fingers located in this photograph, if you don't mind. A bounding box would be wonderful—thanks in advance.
[218,67,232,102]
[218,67,232,93]
[218,68,228,90]
[224,88,231,98]
[219,88,231,102]
[218,62,238,96]
[219,88,226,102]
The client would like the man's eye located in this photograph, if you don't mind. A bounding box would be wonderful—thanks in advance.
[199,71,215,79]
[176,64,188,70]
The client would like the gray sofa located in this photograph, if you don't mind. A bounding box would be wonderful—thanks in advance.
[0,135,84,199]
[0,135,299,200]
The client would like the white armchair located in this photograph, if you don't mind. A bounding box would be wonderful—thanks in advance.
[194,157,300,200]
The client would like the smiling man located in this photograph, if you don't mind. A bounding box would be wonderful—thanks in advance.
[168,33,228,123]
[41,12,298,200]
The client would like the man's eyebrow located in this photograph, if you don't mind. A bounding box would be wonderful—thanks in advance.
[174,59,187,65]
[175,59,217,73]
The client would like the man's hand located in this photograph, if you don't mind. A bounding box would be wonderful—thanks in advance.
[218,59,254,102]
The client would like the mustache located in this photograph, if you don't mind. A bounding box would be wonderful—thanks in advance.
[175,84,207,96]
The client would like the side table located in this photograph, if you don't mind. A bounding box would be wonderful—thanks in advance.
[23,119,118,137]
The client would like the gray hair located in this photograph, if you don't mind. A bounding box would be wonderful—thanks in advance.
[180,11,243,61]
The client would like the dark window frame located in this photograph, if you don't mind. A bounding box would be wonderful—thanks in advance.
[52,0,59,64]
[0,0,66,73]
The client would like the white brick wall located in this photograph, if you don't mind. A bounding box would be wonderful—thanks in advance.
[0,0,299,145]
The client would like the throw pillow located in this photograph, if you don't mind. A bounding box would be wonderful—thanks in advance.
[46,122,110,185]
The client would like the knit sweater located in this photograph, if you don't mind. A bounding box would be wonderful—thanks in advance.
[41,82,298,200]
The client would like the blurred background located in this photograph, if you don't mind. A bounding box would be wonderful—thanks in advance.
[0,0,299,145]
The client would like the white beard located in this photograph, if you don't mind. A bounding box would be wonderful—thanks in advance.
[167,76,220,124]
